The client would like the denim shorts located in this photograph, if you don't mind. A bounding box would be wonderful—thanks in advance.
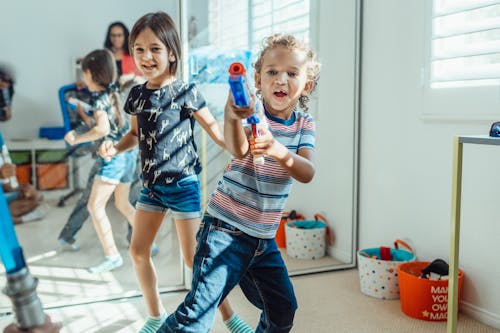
[96,149,138,185]
[136,174,201,219]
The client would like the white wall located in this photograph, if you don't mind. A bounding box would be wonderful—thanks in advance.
[0,0,177,139]
[360,0,500,327]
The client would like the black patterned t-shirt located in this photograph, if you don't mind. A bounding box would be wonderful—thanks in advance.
[124,80,206,188]
[91,91,130,144]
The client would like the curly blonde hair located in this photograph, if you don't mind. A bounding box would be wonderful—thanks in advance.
[253,33,321,112]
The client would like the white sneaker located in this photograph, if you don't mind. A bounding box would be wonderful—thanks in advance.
[88,256,123,273]
[20,204,48,223]
[58,239,81,252]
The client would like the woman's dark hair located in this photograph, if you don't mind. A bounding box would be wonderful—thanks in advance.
[81,49,124,128]
[104,21,131,55]
[129,12,181,76]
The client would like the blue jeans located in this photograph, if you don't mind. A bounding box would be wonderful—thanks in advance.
[159,214,297,333]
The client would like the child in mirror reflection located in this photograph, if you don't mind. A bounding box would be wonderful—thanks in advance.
[64,49,138,274]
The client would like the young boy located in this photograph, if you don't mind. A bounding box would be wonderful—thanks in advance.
[159,33,321,333]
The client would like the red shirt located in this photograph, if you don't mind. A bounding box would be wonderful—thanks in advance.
[121,53,140,76]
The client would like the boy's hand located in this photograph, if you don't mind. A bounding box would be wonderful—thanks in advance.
[249,126,280,159]
[225,91,257,121]
[0,163,16,178]
[64,130,78,146]
[99,140,117,162]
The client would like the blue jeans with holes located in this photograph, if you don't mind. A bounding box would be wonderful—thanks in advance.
[158,214,297,333]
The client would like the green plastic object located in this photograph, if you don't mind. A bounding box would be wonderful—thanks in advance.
[36,149,67,163]
[9,150,31,164]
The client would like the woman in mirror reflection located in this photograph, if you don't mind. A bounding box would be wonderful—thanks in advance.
[104,21,142,86]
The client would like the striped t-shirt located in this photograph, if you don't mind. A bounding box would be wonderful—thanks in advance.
[207,109,315,239]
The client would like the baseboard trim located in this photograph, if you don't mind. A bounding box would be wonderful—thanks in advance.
[327,246,351,264]
[461,300,500,330]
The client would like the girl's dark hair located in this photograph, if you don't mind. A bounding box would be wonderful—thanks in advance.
[81,49,124,128]
[104,21,131,55]
[129,12,181,76]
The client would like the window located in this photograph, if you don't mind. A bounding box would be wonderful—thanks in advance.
[207,0,249,50]
[431,0,500,88]
[208,0,310,53]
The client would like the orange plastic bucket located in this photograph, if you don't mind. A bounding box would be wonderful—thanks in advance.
[275,218,287,248]
[275,211,304,248]
[398,261,464,321]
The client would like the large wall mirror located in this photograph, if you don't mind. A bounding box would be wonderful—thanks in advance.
[0,0,360,311]
[184,0,361,276]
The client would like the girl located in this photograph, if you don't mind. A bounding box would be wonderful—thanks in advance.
[64,49,138,273]
[99,12,253,333]
[158,33,321,332]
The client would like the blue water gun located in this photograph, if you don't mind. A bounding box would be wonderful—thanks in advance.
[228,62,266,165]
[0,186,46,329]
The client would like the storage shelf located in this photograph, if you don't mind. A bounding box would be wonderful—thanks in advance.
[6,139,72,193]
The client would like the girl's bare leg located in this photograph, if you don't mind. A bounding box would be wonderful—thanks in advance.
[87,180,119,257]
[129,209,165,316]
[113,182,135,226]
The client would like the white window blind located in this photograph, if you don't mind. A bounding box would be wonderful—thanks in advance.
[431,0,500,88]
[250,0,310,52]
[208,0,249,49]
[208,0,310,52]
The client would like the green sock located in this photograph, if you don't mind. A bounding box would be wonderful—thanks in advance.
[225,313,254,333]
[139,312,167,333]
